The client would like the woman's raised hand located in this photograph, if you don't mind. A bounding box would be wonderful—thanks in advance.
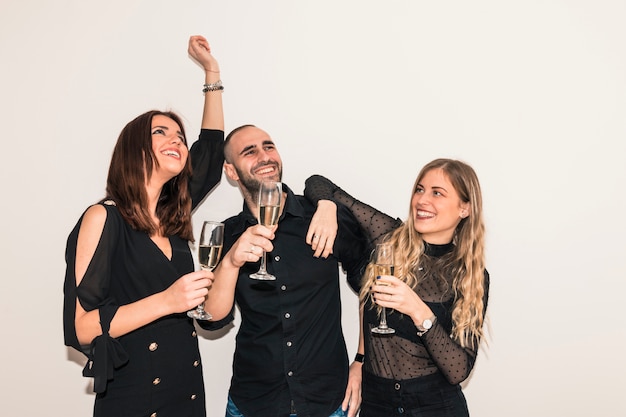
[188,35,220,73]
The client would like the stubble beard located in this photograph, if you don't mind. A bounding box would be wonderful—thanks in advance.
[236,165,282,206]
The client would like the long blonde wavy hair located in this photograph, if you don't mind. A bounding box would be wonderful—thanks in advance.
[358,159,487,348]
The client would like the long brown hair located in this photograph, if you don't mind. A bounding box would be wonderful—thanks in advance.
[359,158,487,348]
[105,110,194,241]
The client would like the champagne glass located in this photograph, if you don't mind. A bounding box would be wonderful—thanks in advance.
[187,221,224,320]
[371,243,396,334]
[250,180,282,280]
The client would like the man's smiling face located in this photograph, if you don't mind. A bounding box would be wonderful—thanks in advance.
[224,126,283,199]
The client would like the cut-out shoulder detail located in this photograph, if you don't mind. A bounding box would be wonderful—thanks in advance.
[103,200,116,206]
[75,205,108,286]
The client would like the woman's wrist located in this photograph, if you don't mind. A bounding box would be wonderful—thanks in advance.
[410,307,434,328]
[202,79,224,93]
[415,314,437,336]
[204,69,221,83]
[317,199,337,210]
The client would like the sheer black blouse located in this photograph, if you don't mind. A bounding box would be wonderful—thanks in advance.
[304,175,489,385]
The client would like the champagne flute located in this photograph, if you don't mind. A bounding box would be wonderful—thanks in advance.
[187,221,224,320]
[250,180,282,280]
[371,243,395,334]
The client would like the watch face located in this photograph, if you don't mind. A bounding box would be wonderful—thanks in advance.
[423,319,433,329]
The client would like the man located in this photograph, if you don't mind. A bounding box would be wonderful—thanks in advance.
[208,125,369,417]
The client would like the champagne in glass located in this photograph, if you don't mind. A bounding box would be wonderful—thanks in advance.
[188,221,224,320]
[371,243,396,334]
[199,244,222,270]
[250,180,282,280]
[259,204,280,227]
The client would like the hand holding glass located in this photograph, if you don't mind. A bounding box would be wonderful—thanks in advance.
[250,180,281,280]
[371,243,395,334]
[187,221,224,320]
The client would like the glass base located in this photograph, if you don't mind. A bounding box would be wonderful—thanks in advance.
[249,271,276,280]
[371,326,395,334]
[187,308,212,320]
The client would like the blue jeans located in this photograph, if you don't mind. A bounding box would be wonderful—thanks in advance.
[226,395,347,417]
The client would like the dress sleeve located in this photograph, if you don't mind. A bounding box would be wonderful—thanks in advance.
[189,128,225,211]
[304,175,402,246]
[63,204,129,393]
[421,269,490,384]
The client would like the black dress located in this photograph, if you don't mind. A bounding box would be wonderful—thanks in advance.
[63,129,224,417]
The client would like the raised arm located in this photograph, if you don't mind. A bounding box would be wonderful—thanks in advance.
[187,35,225,210]
[188,35,224,130]
[304,175,402,246]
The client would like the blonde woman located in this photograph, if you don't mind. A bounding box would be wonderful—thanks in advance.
[305,158,489,417]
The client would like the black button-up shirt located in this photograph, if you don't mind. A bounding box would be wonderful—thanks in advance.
[209,184,369,417]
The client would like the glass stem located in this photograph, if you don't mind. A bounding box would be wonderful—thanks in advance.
[259,251,268,273]
[379,307,389,329]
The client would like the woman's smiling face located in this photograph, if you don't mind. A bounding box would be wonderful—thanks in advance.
[411,167,469,244]
[150,114,188,181]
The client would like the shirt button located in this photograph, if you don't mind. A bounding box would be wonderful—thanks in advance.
[193,360,200,367]
[152,377,161,385]
[394,383,401,390]
[398,407,405,413]
[149,342,158,351]
[274,255,280,261]
[281,285,287,291]
[287,341,292,347]
[191,394,197,400]
[287,371,293,377]
[284,312,291,319]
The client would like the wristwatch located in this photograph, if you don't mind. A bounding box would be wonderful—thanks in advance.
[416,315,437,336]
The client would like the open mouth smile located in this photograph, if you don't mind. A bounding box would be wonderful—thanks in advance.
[254,164,278,175]
[162,149,181,159]
[416,209,435,219]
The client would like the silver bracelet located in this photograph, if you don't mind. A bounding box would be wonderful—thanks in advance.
[202,80,224,93]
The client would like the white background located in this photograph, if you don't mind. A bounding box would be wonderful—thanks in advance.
[1,1,625,416]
